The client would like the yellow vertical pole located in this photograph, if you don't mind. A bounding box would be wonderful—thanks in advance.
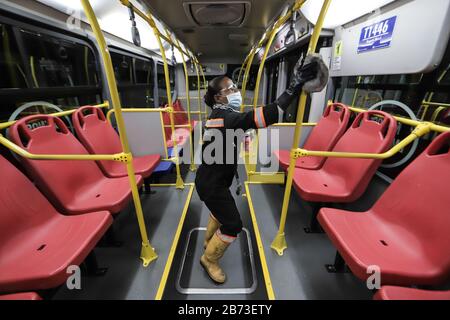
[174,36,196,172]
[237,53,251,85]
[185,54,203,147]
[197,59,209,119]
[240,47,257,112]
[252,29,278,111]
[148,14,184,190]
[192,58,203,122]
[271,0,332,256]
[351,76,362,107]
[80,0,157,266]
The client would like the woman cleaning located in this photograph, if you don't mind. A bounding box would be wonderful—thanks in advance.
[195,54,329,284]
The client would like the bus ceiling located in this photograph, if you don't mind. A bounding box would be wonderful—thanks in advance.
[33,0,191,63]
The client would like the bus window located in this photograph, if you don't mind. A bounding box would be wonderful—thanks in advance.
[283,49,308,123]
[188,76,208,91]
[333,74,423,116]
[111,52,133,86]
[265,59,279,105]
[110,50,154,108]
[157,62,175,106]
[419,44,450,127]
[17,27,99,88]
[0,23,28,89]
[0,21,101,123]
[331,42,450,179]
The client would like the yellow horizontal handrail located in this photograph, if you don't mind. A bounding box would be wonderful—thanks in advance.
[0,134,129,162]
[0,102,109,130]
[107,107,169,124]
[272,123,317,127]
[164,124,191,129]
[114,107,168,112]
[421,101,450,108]
[293,122,433,160]
[189,111,207,114]
[431,107,447,123]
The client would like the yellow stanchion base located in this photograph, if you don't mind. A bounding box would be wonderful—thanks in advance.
[189,163,197,172]
[176,176,185,190]
[271,233,287,256]
[140,241,158,267]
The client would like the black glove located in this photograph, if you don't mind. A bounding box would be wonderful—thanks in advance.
[276,54,329,111]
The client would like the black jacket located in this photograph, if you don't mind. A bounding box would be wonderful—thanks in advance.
[195,102,283,200]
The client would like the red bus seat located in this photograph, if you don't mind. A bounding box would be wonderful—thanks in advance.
[9,115,143,215]
[0,293,42,300]
[72,106,160,178]
[374,286,450,300]
[0,155,112,293]
[161,105,191,148]
[274,103,351,171]
[318,132,450,286]
[173,100,189,125]
[293,111,397,203]
[174,99,198,130]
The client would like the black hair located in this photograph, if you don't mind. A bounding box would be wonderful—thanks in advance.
[204,76,228,108]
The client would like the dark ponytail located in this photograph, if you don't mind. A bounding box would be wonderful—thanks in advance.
[204,76,227,108]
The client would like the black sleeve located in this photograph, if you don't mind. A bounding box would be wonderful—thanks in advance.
[222,103,281,131]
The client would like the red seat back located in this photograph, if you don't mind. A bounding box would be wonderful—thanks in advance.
[8,115,105,212]
[322,110,397,200]
[300,103,351,169]
[0,155,58,238]
[373,132,450,268]
[72,106,122,175]
[173,100,189,125]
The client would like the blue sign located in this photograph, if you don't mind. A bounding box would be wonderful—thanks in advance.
[358,16,397,53]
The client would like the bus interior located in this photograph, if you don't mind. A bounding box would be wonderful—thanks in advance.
[0,0,449,302]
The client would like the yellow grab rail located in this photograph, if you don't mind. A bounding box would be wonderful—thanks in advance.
[0,134,130,162]
[252,28,278,111]
[237,51,251,85]
[167,30,196,172]
[83,0,157,266]
[272,122,317,127]
[421,101,450,108]
[240,0,306,111]
[240,47,257,111]
[198,58,209,120]
[271,0,332,256]
[192,57,204,121]
[292,122,433,160]
[0,102,109,130]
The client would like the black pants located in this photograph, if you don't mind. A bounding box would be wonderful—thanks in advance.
[195,164,243,238]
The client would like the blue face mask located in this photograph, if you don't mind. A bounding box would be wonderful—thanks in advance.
[226,92,242,112]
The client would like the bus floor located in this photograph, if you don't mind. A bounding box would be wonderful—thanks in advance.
[244,172,389,300]
[52,164,387,300]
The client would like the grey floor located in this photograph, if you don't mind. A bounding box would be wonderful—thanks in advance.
[52,161,389,300]
[246,174,388,300]
[161,165,268,300]
[53,167,195,300]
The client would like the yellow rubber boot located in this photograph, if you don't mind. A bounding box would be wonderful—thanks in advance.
[204,216,221,249]
[200,233,230,284]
